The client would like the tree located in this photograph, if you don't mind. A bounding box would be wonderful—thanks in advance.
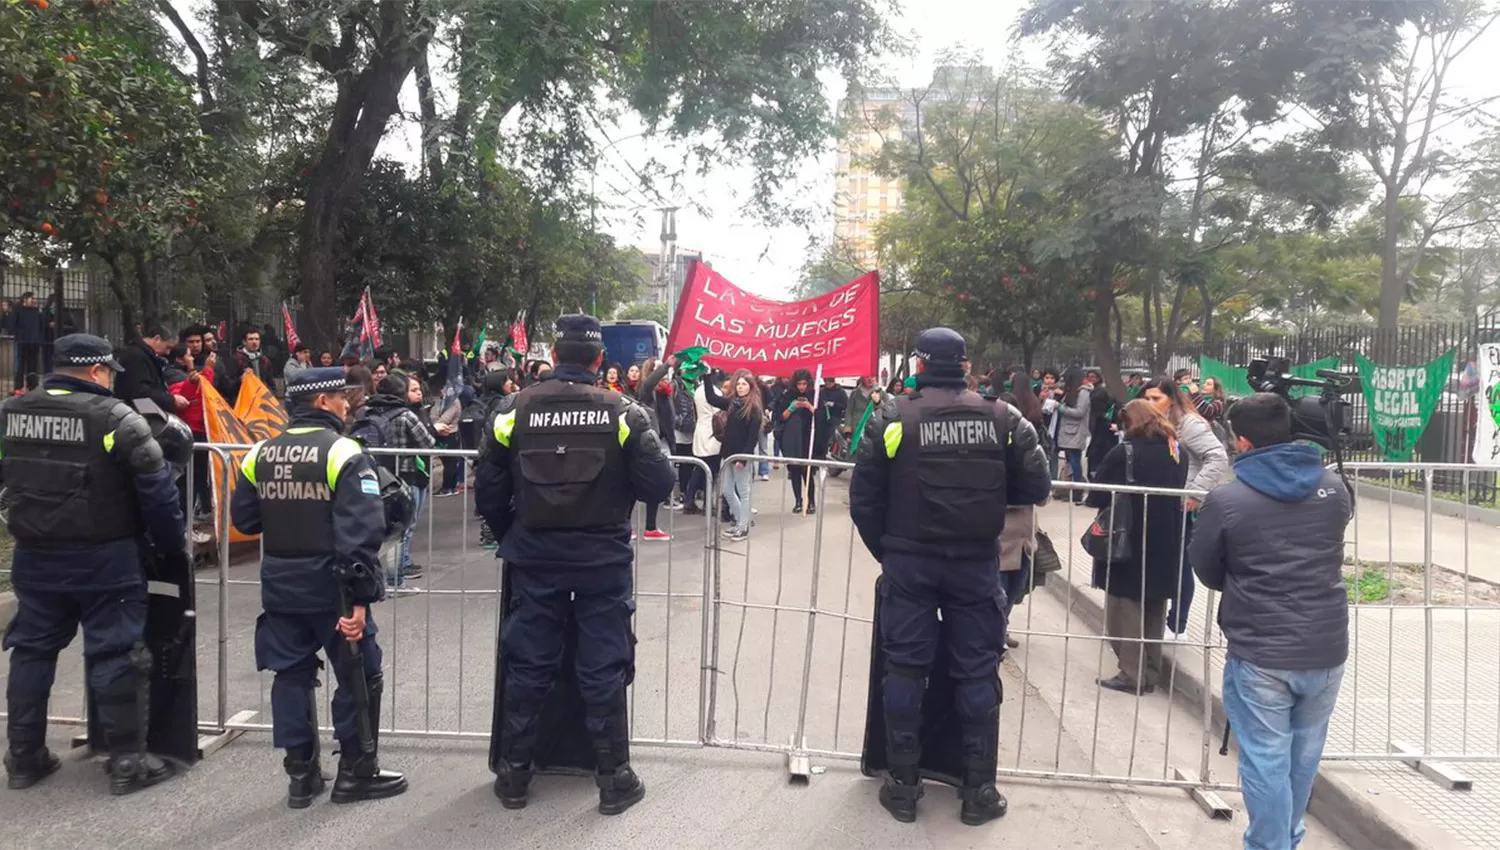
[227,0,892,348]
[1,0,223,333]
[793,237,868,300]
[615,301,670,326]
[1298,0,1500,331]
[1018,0,1417,393]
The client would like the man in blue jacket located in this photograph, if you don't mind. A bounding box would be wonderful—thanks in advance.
[1189,392,1353,850]
[477,314,674,815]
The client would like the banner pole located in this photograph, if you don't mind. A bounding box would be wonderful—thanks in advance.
[802,364,823,515]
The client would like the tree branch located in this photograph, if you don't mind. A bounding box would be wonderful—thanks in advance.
[158,1,216,113]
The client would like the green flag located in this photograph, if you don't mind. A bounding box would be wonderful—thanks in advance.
[1354,348,1455,461]
[1198,355,1341,399]
[468,327,487,360]
[672,346,711,388]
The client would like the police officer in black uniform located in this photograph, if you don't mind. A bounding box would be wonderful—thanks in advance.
[477,314,674,815]
[230,367,407,808]
[850,327,1051,825]
[2,334,185,794]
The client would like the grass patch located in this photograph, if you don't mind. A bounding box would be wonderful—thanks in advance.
[1345,570,1392,603]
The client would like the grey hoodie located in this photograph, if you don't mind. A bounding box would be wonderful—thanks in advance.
[1189,443,1352,670]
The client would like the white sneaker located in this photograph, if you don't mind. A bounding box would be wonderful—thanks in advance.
[191,530,212,546]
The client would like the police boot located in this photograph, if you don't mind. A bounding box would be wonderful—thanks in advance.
[589,698,645,816]
[957,721,1007,826]
[4,747,60,790]
[493,696,540,809]
[880,712,924,823]
[331,673,408,804]
[285,691,328,809]
[104,646,177,796]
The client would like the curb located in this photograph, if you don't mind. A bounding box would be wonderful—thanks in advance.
[1039,577,1447,850]
[0,590,14,630]
[1353,479,1500,527]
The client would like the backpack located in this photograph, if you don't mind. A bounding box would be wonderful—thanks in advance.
[672,379,697,435]
[351,406,401,473]
[711,409,729,441]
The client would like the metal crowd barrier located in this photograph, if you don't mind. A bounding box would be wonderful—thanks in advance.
[14,440,1500,806]
[189,443,714,753]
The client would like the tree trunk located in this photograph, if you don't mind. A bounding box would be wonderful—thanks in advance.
[133,250,163,331]
[1378,181,1404,333]
[104,254,138,342]
[1092,261,1126,401]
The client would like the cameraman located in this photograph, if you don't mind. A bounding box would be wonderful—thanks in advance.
[1187,393,1351,850]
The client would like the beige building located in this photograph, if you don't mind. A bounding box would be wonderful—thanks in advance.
[834,87,910,267]
[834,67,992,267]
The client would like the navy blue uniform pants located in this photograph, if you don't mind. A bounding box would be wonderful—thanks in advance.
[5,585,147,753]
[501,564,634,750]
[879,554,1005,740]
[254,611,382,749]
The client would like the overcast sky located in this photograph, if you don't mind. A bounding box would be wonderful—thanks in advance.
[361,0,1500,302]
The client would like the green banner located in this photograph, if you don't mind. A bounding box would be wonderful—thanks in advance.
[1198,355,1341,399]
[1354,348,1455,461]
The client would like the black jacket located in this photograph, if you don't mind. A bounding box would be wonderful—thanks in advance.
[115,339,177,414]
[703,378,762,458]
[849,374,1051,561]
[229,409,387,612]
[5,375,184,592]
[1189,443,1352,670]
[474,365,675,570]
[1086,436,1188,601]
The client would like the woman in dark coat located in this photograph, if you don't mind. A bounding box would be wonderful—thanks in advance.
[1086,398,1188,695]
[775,368,831,514]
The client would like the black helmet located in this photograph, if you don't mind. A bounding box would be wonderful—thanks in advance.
[132,398,194,475]
[377,466,415,537]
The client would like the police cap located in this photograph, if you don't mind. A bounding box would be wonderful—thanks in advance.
[286,366,358,398]
[555,314,603,343]
[54,333,125,373]
[913,327,967,364]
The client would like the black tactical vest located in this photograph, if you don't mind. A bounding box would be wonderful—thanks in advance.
[884,389,1010,543]
[509,381,630,529]
[249,428,347,557]
[3,389,140,545]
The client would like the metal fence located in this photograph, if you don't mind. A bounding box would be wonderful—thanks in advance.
[14,446,1500,813]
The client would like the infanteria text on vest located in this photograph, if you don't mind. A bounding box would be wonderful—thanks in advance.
[509,381,632,529]
[2,391,140,545]
[886,390,1010,543]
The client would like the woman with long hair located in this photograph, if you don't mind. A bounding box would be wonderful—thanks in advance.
[998,390,1047,649]
[1141,376,1230,635]
[1055,367,1092,501]
[705,368,764,540]
[1087,399,1188,695]
[602,363,624,393]
[777,368,825,514]
[632,356,678,539]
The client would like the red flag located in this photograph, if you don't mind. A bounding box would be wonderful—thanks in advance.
[509,313,528,358]
[216,320,227,344]
[361,287,382,349]
[450,319,464,356]
[281,303,300,350]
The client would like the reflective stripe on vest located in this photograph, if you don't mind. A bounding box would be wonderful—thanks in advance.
[241,432,361,490]
[883,420,903,458]
[494,410,516,447]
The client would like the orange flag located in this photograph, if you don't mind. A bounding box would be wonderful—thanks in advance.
[200,373,288,543]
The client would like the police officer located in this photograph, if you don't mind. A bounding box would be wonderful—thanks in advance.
[477,314,674,815]
[230,367,407,808]
[849,327,1051,825]
[2,334,185,794]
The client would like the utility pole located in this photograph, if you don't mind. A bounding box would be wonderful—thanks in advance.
[659,206,679,322]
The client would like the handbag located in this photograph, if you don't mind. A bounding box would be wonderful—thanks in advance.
[1080,441,1135,563]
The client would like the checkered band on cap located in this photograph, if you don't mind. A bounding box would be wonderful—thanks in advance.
[287,376,349,395]
[59,354,116,365]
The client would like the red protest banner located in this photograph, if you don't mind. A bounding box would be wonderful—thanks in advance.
[666,262,880,377]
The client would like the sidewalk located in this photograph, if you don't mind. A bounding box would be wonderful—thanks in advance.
[1037,498,1498,850]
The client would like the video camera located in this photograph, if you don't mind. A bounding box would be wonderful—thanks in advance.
[1245,356,1352,454]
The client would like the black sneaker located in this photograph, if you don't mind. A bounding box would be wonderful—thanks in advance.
[878,777,922,822]
[109,752,176,796]
[4,748,60,790]
[959,783,1008,826]
[596,764,645,815]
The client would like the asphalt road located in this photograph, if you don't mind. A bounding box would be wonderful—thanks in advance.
[0,460,1348,848]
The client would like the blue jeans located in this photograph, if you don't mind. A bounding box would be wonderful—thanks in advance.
[396,484,428,581]
[756,432,771,477]
[1222,657,1345,850]
[723,461,752,534]
[1064,448,1084,489]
